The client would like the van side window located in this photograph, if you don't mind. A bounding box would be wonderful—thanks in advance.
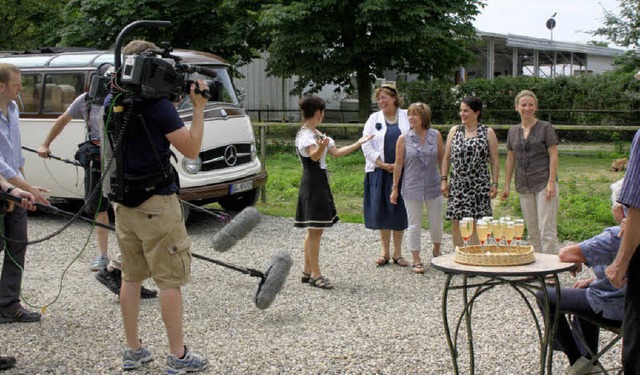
[43,74,85,113]
[19,74,42,113]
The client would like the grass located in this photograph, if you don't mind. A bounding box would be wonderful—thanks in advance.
[255,144,627,242]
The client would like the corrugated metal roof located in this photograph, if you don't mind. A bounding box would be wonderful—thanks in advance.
[477,31,626,57]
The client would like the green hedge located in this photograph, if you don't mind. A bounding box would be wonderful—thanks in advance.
[401,71,640,127]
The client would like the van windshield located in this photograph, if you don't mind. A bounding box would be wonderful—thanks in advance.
[177,66,239,110]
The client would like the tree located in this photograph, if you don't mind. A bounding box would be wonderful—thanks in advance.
[592,0,640,50]
[58,0,262,67]
[0,0,64,50]
[259,0,484,121]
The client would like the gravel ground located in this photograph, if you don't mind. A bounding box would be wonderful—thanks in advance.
[0,209,622,374]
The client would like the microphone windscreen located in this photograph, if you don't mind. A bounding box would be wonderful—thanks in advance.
[211,207,261,252]
[253,250,292,310]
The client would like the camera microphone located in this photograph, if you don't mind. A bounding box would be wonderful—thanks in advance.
[211,207,261,252]
[253,250,293,310]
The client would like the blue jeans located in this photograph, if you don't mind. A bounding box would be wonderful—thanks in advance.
[535,287,619,364]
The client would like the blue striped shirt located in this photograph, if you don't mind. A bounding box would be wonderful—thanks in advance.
[0,101,25,180]
[619,130,640,209]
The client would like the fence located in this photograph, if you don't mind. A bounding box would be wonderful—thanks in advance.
[253,121,640,202]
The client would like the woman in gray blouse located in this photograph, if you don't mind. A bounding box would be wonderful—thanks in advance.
[502,90,559,254]
[390,103,444,273]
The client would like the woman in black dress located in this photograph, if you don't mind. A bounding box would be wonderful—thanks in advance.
[294,95,373,289]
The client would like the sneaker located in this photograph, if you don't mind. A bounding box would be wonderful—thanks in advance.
[141,286,158,299]
[563,356,596,375]
[90,255,109,271]
[166,346,208,374]
[0,356,16,370]
[95,267,121,295]
[122,344,153,370]
[0,305,42,324]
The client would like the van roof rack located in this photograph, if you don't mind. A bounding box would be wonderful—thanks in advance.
[2,47,100,55]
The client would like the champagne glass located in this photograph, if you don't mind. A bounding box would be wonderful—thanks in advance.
[503,221,515,250]
[482,216,493,244]
[460,218,473,247]
[514,219,525,246]
[491,220,503,246]
[476,220,489,251]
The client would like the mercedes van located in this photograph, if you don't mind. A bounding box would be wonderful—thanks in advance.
[0,49,267,213]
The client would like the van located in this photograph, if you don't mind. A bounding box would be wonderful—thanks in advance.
[0,48,267,214]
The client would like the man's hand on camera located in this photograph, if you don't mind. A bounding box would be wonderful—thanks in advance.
[190,80,209,111]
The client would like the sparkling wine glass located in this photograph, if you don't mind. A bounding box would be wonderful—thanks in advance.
[460,218,473,247]
[503,221,515,250]
[491,220,503,246]
[476,220,489,251]
[482,216,493,244]
[514,219,525,246]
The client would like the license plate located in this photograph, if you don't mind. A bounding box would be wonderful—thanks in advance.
[230,181,253,194]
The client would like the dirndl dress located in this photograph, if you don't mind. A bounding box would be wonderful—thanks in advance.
[294,129,339,228]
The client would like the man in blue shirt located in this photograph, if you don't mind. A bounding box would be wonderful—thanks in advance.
[606,93,640,373]
[0,63,50,324]
[537,179,626,374]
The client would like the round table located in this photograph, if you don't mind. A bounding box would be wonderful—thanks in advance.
[431,253,575,375]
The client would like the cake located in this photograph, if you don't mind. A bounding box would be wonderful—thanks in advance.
[454,245,535,266]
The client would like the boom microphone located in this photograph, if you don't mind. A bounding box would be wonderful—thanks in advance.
[253,250,293,310]
[211,206,261,252]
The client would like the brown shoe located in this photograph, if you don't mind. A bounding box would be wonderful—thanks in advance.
[392,257,409,267]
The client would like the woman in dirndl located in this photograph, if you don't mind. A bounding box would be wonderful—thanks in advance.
[294,95,373,289]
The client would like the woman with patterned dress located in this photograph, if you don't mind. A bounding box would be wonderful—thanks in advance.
[441,96,500,248]
[362,84,410,267]
[294,95,373,289]
[502,90,559,254]
[391,103,444,274]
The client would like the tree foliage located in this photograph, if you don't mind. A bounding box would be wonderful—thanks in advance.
[58,0,262,66]
[259,0,484,121]
[592,0,640,50]
[0,0,64,50]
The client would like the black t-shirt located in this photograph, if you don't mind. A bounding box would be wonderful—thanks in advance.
[105,96,183,195]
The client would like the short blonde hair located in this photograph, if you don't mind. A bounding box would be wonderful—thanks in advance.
[611,178,624,208]
[407,102,432,130]
[515,89,538,107]
[123,40,158,56]
[0,63,20,85]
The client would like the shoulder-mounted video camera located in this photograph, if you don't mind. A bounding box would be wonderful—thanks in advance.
[119,44,217,102]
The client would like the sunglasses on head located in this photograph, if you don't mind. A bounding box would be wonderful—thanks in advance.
[380,84,397,94]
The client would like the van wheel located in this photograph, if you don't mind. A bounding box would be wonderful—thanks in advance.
[181,201,191,223]
[218,188,259,212]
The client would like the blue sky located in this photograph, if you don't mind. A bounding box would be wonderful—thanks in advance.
[472,0,622,47]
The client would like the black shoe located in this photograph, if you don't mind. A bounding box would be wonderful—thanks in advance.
[0,356,16,371]
[0,306,42,324]
[95,267,121,295]
[140,286,158,299]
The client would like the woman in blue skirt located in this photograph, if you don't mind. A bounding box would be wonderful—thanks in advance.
[361,84,410,267]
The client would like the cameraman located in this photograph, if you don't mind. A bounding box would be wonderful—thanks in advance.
[105,40,209,373]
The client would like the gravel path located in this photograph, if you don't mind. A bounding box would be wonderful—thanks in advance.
[0,210,621,374]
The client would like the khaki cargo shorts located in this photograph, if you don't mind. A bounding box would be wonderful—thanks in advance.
[115,194,191,289]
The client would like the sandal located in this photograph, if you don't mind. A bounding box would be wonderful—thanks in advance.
[375,256,390,267]
[412,263,425,274]
[309,275,334,290]
[432,249,442,257]
[392,256,409,267]
[301,272,311,284]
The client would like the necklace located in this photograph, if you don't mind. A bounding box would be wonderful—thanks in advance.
[464,124,478,132]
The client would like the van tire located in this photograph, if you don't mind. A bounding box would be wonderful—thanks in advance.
[181,201,191,223]
[218,188,259,212]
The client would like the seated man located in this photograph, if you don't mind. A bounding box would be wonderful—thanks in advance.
[536,179,626,375]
